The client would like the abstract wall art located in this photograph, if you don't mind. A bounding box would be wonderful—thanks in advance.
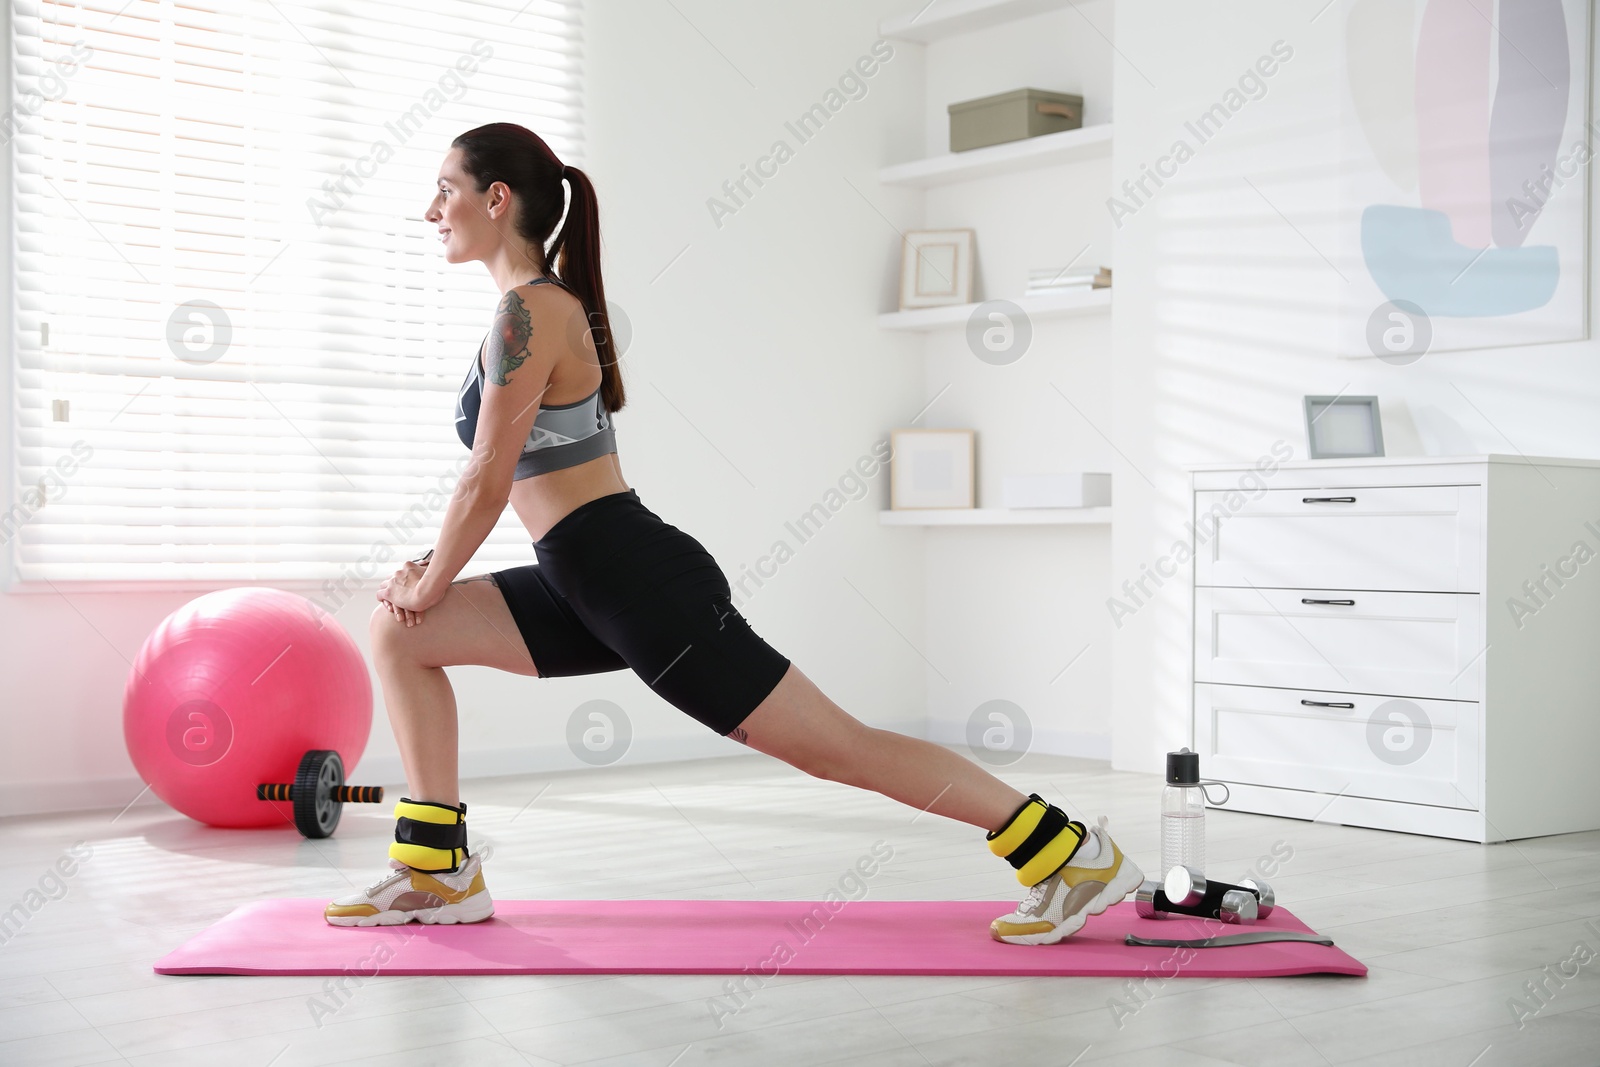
[1341,0,1591,356]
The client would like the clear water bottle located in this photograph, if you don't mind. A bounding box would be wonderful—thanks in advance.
[1161,747,1206,881]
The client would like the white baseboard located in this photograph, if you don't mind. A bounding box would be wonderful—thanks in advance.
[2,716,932,820]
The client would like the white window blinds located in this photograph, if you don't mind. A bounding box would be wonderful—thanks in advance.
[7,0,584,588]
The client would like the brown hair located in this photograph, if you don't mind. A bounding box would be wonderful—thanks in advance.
[451,122,624,412]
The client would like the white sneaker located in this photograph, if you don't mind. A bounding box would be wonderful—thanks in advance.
[324,852,494,927]
[990,815,1143,946]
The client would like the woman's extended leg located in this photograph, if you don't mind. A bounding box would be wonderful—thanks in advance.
[733,662,1029,835]
[734,662,1144,948]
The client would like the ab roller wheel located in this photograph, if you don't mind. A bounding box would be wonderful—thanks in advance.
[256,749,385,839]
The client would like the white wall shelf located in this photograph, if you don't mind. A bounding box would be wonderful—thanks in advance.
[879,286,1110,331]
[880,0,1080,44]
[879,123,1112,188]
[880,507,1111,526]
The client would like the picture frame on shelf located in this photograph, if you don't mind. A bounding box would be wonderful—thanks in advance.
[1303,395,1384,459]
[890,428,975,509]
[899,229,975,309]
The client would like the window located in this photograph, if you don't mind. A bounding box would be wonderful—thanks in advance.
[6,0,584,593]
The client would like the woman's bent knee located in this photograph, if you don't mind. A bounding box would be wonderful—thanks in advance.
[369,601,423,660]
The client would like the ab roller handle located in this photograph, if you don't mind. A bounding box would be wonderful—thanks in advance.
[256,749,385,839]
[256,783,384,803]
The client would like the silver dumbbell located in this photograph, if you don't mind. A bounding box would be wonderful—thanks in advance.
[1237,875,1276,919]
[1134,865,1275,924]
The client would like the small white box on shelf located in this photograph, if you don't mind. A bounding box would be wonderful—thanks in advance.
[1002,472,1110,508]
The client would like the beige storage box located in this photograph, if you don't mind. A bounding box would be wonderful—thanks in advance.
[947,88,1083,152]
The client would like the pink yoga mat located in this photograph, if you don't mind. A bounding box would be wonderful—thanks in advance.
[154,899,1365,978]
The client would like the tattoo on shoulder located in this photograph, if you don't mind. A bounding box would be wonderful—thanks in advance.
[728,727,749,745]
[487,291,534,387]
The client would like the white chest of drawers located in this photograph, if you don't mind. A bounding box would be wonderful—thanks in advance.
[1188,455,1600,843]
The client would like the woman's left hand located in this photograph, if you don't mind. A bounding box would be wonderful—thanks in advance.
[378,556,444,620]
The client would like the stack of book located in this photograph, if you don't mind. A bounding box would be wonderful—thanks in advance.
[1026,265,1111,296]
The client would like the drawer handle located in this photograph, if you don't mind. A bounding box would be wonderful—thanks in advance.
[1301,598,1355,606]
[1301,699,1355,708]
[1302,496,1356,503]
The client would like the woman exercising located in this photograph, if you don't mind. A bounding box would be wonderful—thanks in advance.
[323,122,1142,945]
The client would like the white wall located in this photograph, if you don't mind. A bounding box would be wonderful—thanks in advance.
[0,0,932,816]
[31,0,1588,815]
[1109,0,1600,775]
[908,2,1120,759]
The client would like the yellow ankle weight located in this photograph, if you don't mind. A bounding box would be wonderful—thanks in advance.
[389,797,469,873]
[986,793,1086,886]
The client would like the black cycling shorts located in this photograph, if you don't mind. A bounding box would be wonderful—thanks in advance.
[487,489,791,736]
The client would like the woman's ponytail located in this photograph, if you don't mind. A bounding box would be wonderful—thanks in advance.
[549,164,625,413]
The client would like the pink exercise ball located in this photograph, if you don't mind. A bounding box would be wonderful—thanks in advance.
[122,587,373,829]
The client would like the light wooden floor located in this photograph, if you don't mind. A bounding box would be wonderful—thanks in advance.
[2,751,1598,1066]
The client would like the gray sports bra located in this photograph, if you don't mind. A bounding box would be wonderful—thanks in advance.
[453,276,617,480]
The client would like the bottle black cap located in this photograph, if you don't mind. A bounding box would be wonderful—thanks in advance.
[1166,746,1200,785]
